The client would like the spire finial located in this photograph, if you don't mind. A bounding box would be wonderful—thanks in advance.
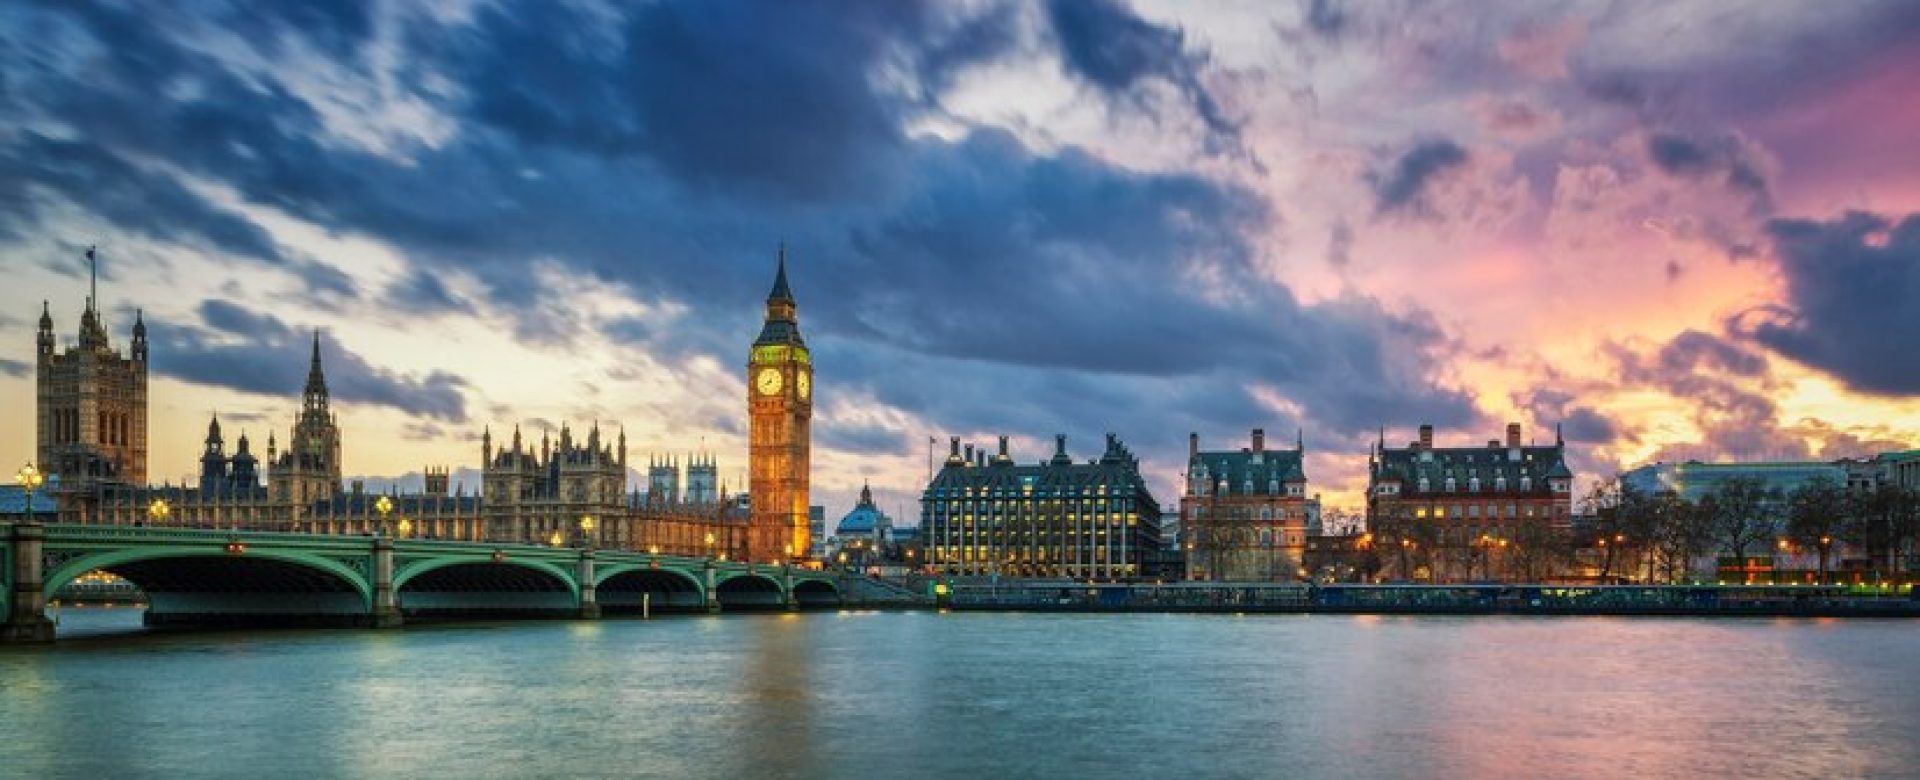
[768,243,793,303]
[87,245,98,313]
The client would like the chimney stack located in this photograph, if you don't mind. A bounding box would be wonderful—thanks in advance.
[1419,424,1434,449]
[1252,428,1266,453]
[1506,422,1522,449]
[964,444,974,465]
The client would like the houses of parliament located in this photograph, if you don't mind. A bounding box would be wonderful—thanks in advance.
[25,249,815,563]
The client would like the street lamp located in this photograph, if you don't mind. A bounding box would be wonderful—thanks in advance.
[548,530,565,547]
[15,463,45,524]
[374,495,394,536]
[704,531,716,560]
[147,497,170,526]
[397,517,413,539]
[579,515,595,548]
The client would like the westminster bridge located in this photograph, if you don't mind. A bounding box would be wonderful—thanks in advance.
[1,523,865,643]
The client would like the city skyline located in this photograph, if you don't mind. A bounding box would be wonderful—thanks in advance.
[3,2,1919,519]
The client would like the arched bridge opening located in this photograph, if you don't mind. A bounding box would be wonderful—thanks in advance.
[397,561,577,620]
[791,579,841,608]
[48,554,370,632]
[716,573,786,610]
[598,568,706,614]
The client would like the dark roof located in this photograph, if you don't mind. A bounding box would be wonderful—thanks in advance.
[768,247,794,302]
[1373,443,1571,496]
[1189,448,1307,492]
[924,437,1160,513]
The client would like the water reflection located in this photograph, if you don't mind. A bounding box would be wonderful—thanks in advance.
[2,609,1916,778]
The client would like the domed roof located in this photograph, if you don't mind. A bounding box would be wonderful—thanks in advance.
[836,482,888,535]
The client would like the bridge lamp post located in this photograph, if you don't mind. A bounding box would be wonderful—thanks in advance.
[147,497,170,527]
[579,515,595,549]
[397,517,413,539]
[374,495,394,537]
[704,531,716,560]
[16,463,45,524]
[548,530,565,548]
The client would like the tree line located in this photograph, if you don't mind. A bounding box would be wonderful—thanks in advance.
[1583,475,1920,584]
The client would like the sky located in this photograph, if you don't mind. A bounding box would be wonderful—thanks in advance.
[2,0,1919,523]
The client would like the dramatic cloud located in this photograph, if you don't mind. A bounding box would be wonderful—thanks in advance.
[1744,211,1920,395]
[1645,133,1773,216]
[3,1,1918,510]
[152,300,471,422]
[1045,0,1244,155]
[1371,140,1469,216]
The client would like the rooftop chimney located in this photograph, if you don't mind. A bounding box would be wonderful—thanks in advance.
[1419,424,1434,449]
[1506,422,1522,449]
[1252,428,1266,453]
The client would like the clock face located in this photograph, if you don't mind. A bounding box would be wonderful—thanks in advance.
[796,372,811,401]
[755,367,784,396]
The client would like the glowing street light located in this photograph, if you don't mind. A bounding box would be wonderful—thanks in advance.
[374,495,394,536]
[397,517,413,538]
[15,463,45,524]
[147,497,171,526]
[548,530,565,547]
[579,515,596,549]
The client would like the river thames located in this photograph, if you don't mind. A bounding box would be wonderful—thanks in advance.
[2,608,1916,779]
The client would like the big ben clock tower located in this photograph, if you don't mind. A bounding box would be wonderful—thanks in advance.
[748,246,812,564]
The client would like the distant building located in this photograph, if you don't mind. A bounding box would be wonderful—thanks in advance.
[1621,460,1846,501]
[36,248,147,486]
[1368,422,1573,581]
[832,482,891,566]
[922,434,1163,579]
[1181,428,1317,582]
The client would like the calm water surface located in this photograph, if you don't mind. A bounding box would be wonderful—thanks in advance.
[2,608,1916,779]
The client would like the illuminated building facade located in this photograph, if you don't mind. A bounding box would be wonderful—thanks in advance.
[1181,429,1319,582]
[747,248,813,563]
[36,248,147,486]
[1367,423,1573,580]
[922,434,1163,579]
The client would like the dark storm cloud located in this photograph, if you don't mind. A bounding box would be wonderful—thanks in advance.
[383,270,472,317]
[0,134,287,265]
[1305,0,1349,38]
[1044,0,1244,154]
[1743,211,1920,396]
[1645,133,1772,215]
[151,300,470,422]
[1371,140,1468,216]
[0,358,29,378]
[0,0,1477,468]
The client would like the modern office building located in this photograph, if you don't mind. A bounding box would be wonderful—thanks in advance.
[1621,460,1847,501]
[922,434,1162,579]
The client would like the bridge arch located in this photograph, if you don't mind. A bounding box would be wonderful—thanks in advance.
[393,555,579,618]
[791,578,841,607]
[44,548,373,627]
[595,564,706,613]
[715,572,785,609]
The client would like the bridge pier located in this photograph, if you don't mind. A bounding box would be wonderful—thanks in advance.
[783,567,798,612]
[577,550,600,619]
[3,524,55,643]
[371,537,402,629]
[703,560,720,614]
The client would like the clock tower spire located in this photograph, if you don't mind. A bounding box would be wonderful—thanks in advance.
[748,244,813,564]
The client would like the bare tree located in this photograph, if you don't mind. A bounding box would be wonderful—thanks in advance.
[1786,477,1847,582]
[1705,477,1781,583]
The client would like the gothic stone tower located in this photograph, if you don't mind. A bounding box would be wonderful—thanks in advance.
[36,247,148,484]
[270,332,343,508]
[748,247,812,563]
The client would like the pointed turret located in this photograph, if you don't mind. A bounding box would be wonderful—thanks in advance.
[858,480,875,508]
[131,309,148,362]
[36,300,53,359]
[755,244,805,346]
[304,330,328,400]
